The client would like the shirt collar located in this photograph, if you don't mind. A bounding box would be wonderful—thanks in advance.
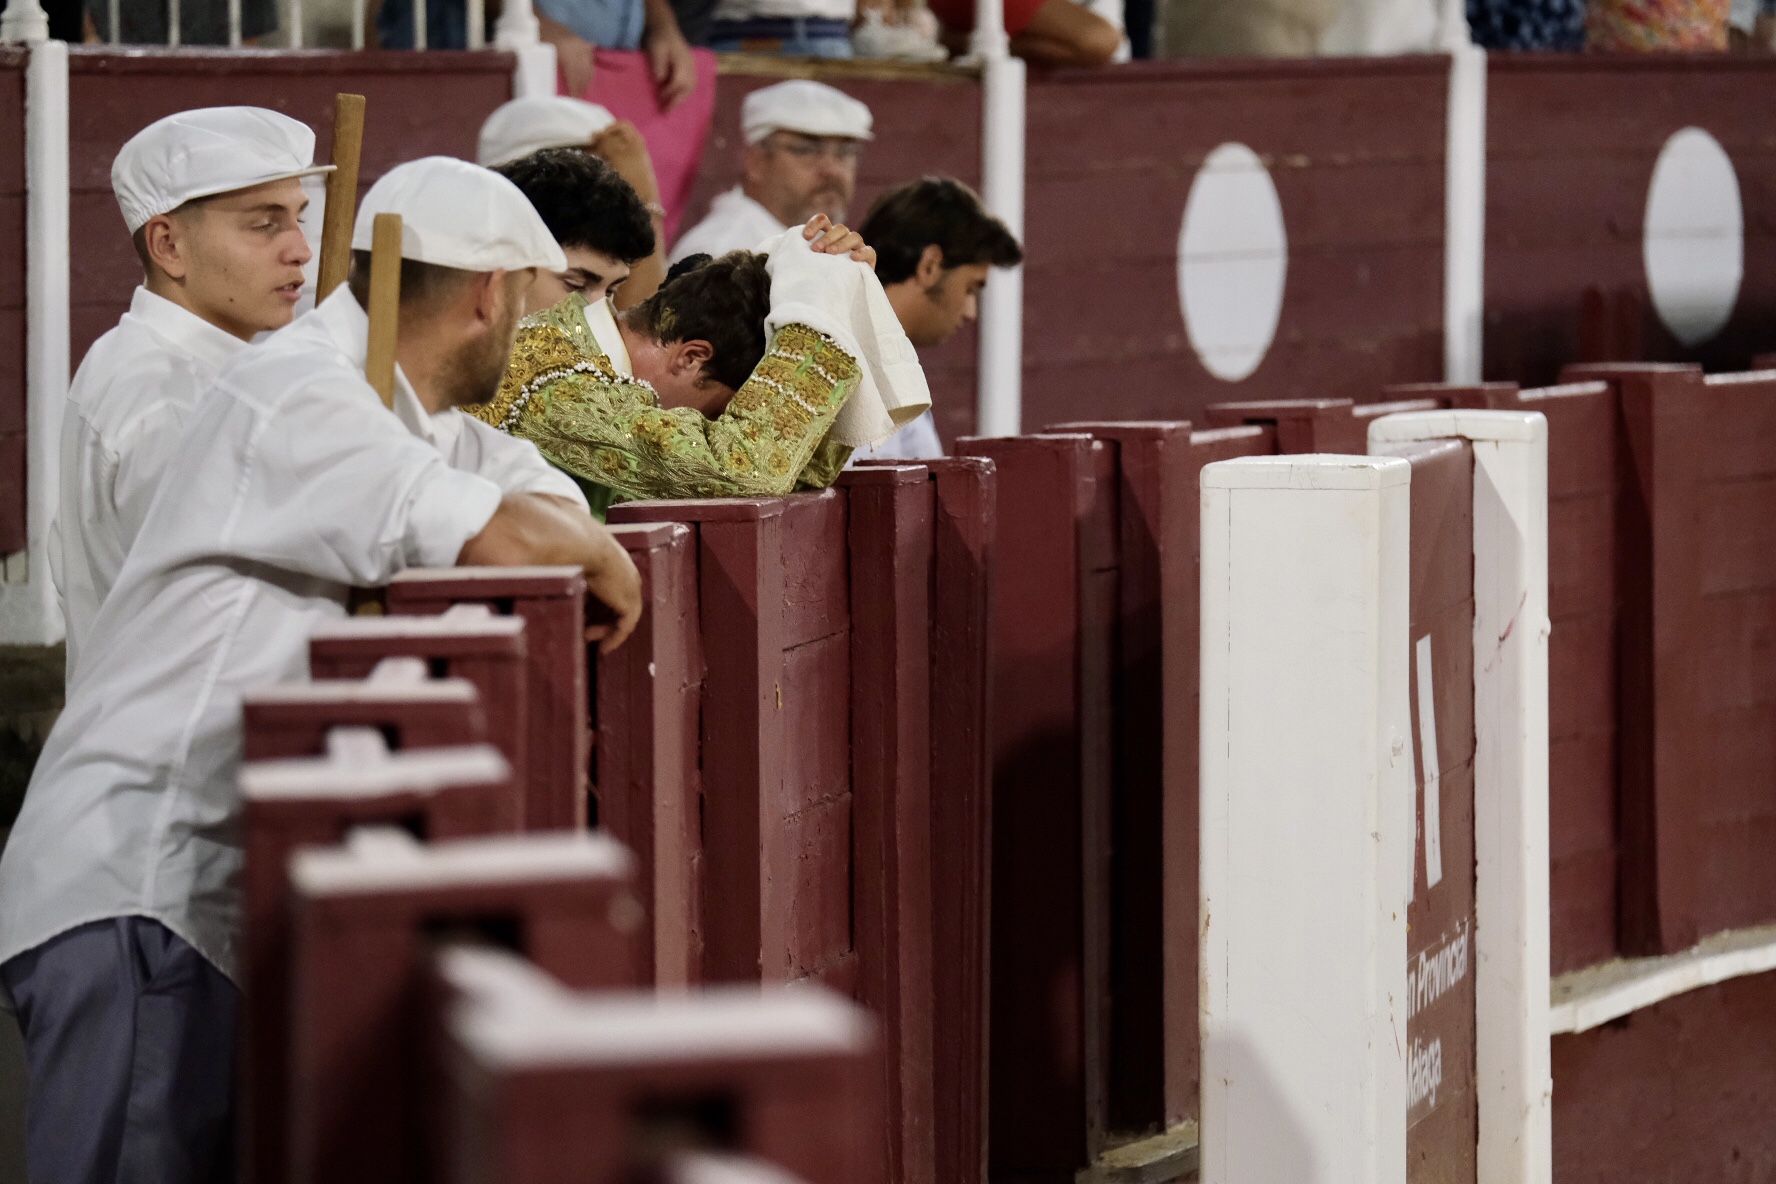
[718,186,787,233]
[310,286,452,450]
[126,286,250,374]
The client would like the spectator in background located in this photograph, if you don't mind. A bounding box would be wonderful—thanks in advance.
[85,0,276,42]
[1465,0,1585,48]
[704,0,857,57]
[854,176,1022,461]
[1588,0,1728,46]
[366,0,697,107]
[479,98,671,308]
[671,80,871,263]
[493,148,665,328]
[926,0,1121,62]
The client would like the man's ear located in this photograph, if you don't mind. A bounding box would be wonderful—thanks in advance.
[142,215,189,282]
[914,243,946,289]
[472,269,510,325]
[670,338,716,376]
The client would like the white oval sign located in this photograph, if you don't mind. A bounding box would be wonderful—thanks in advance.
[1178,143,1288,383]
[1644,127,1743,347]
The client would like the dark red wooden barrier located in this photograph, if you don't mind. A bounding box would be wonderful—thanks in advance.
[308,608,529,812]
[1486,56,1776,386]
[1552,973,1776,1182]
[900,458,995,1184]
[288,827,641,1184]
[239,739,521,1184]
[0,48,24,557]
[952,432,1113,1182]
[241,666,492,766]
[386,567,589,830]
[1392,438,1479,1184]
[436,951,880,1184]
[608,482,955,1184]
[593,522,704,986]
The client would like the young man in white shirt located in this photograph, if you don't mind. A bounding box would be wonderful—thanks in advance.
[855,175,1022,461]
[670,79,873,264]
[52,106,326,677]
[0,157,642,1184]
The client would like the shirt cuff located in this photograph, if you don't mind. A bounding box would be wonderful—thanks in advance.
[402,464,504,569]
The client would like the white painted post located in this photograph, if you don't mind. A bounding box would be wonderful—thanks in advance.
[351,0,365,49]
[1200,454,1412,1184]
[0,0,47,43]
[0,35,69,645]
[1443,45,1486,384]
[413,0,427,48]
[287,0,303,47]
[467,0,485,48]
[495,0,559,98]
[228,0,241,45]
[969,0,1023,438]
[168,0,181,44]
[1368,409,1552,1184]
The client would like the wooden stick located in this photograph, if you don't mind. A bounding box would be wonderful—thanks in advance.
[365,213,402,409]
[317,93,366,302]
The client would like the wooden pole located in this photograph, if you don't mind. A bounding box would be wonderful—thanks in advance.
[365,213,401,409]
[317,93,366,302]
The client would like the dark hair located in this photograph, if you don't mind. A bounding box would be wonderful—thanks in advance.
[493,147,655,265]
[664,252,713,284]
[860,176,1023,286]
[346,250,477,313]
[629,251,771,391]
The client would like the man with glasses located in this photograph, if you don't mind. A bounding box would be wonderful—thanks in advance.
[670,80,872,264]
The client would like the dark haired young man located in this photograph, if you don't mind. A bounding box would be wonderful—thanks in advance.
[857,175,1023,459]
[494,144,666,316]
[473,216,885,515]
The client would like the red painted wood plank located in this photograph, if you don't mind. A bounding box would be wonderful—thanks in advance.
[954,432,1101,1179]
[1552,973,1776,1183]
[385,568,591,832]
[842,464,937,1184]
[594,521,705,986]
[288,833,641,1184]
[239,745,520,1184]
[0,431,22,556]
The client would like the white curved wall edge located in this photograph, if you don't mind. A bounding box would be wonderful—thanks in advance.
[0,40,69,647]
[1549,924,1776,1036]
[1369,409,1552,1184]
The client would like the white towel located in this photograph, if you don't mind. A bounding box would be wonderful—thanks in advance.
[758,229,932,450]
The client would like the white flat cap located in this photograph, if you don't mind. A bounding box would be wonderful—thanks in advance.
[351,156,568,273]
[113,106,332,233]
[741,80,873,145]
[477,96,618,168]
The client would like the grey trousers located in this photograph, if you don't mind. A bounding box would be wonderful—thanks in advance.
[1,917,239,1184]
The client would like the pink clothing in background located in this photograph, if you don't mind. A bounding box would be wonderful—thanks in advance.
[569,48,720,241]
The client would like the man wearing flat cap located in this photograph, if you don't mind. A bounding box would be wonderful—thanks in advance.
[53,106,326,679]
[670,79,873,264]
[0,156,642,1184]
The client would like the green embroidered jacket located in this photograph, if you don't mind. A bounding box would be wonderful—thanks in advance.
[470,295,859,518]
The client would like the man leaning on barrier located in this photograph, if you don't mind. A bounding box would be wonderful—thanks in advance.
[0,157,641,1184]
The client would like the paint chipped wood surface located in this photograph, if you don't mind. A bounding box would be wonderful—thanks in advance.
[386,567,591,831]
[0,48,25,556]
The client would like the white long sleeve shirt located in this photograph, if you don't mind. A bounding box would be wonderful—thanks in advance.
[50,287,247,676]
[0,289,585,984]
[855,410,944,462]
[669,187,787,265]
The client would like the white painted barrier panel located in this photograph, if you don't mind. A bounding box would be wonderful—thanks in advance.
[1200,453,1412,1184]
[1369,408,1552,1184]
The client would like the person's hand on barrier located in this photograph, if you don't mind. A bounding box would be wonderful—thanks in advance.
[539,12,597,95]
[801,213,876,269]
[643,9,698,110]
[590,122,663,206]
[583,532,643,654]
